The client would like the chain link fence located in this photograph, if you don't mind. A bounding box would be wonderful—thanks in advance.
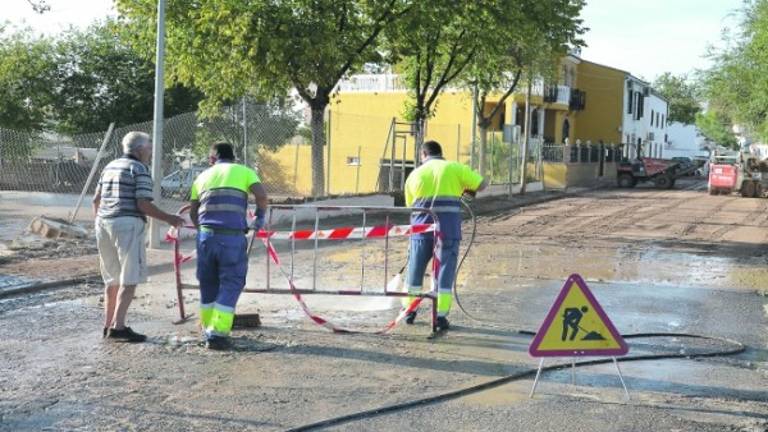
[1,100,534,214]
[0,100,309,211]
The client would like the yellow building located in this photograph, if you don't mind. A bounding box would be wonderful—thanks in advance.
[573,58,629,145]
[265,54,635,196]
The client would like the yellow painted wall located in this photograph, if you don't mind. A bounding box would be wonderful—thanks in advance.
[325,91,475,195]
[543,162,567,189]
[263,143,313,196]
[267,83,575,196]
[574,61,625,144]
[542,161,619,190]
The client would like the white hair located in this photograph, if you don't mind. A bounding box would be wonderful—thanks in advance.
[122,131,151,155]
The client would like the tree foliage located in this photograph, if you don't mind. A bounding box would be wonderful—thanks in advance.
[0,25,56,131]
[695,110,738,150]
[463,0,585,173]
[116,0,412,196]
[51,20,203,134]
[651,72,700,125]
[700,0,768,141]
[384,0,584,161]
[385,0,486,151]
[195,97,301,159]
[0,21,202,134]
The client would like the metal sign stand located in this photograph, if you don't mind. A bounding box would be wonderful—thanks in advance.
[529,357,630,400]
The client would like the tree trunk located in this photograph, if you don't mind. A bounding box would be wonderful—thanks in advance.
[310,106,326,197]
[478,125,489,177]
[414,117,426,165]
[520,76,532,195]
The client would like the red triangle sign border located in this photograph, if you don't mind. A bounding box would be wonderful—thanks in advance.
[529,274,629,357]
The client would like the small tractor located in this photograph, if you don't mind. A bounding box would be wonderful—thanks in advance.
[617,157,698,189]
[708,152,768,197]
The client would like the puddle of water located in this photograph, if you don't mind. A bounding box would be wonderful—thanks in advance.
[461,241,768,291]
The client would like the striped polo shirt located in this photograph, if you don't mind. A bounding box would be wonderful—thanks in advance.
[404,157,484,240]
[96,154,154,220]
[189,161,260,231]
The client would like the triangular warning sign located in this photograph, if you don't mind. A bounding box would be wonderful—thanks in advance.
[529,274,628,357]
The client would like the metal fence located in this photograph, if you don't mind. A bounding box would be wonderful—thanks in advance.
[0,100,534,211]
[0,100,308,208]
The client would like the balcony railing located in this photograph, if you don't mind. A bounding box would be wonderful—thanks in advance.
[335,74,572,106]
[534,82,571,105]
[335,74,406,92]
[569,89,586,111]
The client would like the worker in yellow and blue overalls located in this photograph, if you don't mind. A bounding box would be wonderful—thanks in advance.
[403,140,487,333]
[188,142,268,350]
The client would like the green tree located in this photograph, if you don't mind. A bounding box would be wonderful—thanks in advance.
[652,72,700,124]
[695,110,738,149]
[385,0,484,158]
[116,0,413,197]
[386,0,583,164]
[51,20,202,134]
[466,0,585,175]
[0,25,55,162]
[195,97,301,159]
[0,25,56,131]
[700,0,768,141]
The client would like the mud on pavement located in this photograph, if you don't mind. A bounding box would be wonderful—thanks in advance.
[1,179,768,431]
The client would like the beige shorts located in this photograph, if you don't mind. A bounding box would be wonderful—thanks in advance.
[95,216,147,286]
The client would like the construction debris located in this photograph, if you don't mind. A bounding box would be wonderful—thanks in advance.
[27,216,89,239]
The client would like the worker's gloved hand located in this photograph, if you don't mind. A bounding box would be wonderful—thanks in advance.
[460,189,477,205]
[249,208,266,232]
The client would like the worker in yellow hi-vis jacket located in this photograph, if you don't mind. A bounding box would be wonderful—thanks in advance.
[188,142,268,350]
[402,140,487,332]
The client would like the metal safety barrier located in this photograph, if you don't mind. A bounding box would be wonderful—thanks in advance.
[167,204,442,333]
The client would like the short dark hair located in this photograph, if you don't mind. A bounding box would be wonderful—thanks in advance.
[211,142,235,160]
[421,140,443,157]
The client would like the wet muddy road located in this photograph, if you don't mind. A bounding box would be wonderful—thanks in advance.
[1,180,767,431]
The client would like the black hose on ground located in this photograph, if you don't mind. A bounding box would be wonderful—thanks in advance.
[284,332,746,432]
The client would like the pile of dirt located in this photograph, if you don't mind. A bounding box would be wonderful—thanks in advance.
[0,235,97,265]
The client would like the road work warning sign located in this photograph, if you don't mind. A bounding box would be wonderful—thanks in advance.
[529,274,628,357]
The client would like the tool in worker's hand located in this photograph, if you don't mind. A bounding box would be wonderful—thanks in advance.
[246,209,267,255]
[460,189,477,206]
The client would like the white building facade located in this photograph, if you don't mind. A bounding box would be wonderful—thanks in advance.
[622,76,669,159]
[664,122,709,160]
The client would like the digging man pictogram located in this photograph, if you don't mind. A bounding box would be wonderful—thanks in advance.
[562,306,589,341]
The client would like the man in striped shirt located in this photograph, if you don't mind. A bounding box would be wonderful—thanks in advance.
[93,131,184,343]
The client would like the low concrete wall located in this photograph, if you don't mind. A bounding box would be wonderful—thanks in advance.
[269,194,395,225]
[542,162,617,190]
[543,162,568,190]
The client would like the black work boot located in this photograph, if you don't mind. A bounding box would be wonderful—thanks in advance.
[435,317,450,332]
[405,311,418,325]
[205,335,231,351]
[107,326,147,343]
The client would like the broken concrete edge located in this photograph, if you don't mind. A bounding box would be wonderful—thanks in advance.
[0,275,98,300]
[27,216,90,239]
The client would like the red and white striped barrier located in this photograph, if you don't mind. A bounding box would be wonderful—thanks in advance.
[167,204,441,334]
[166,223,436,264]
[166,222,435,242]
[259,236,427,334]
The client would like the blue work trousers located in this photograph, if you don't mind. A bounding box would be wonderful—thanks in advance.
[405,236,460,317]
[196,231,248,337]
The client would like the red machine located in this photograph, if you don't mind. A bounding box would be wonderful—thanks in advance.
[708,153,767,197]
[617,157,695,189]
[708,163,738,195]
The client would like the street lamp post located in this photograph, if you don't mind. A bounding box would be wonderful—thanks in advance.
[149,0,166,248]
